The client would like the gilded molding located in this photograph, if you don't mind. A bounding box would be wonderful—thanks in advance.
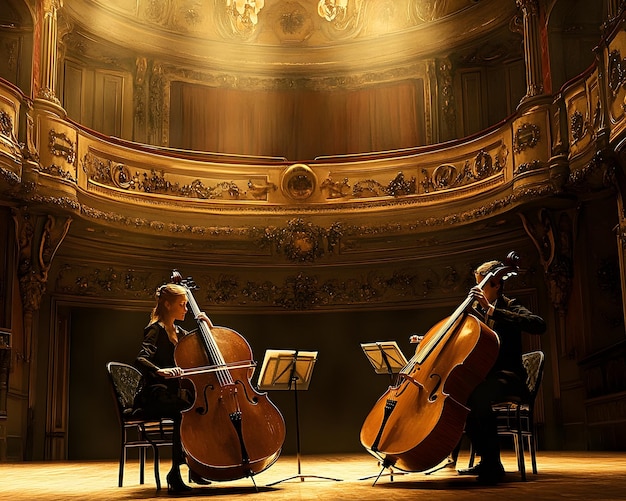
[353,172,416,198]
[514,160,541,175]
[0,110,22,162]
[520,207,574,313]
[608,49,626,100]
[570,110,586,144]
[59,182,554,256]
[513,122,540,153]
[421,148,506,193]
[11,208,72,314]
[48,130,75,164]
[262,218,327,262]
[165,61,425,92]
[282,164,317,201]
[81,150,272,201]
[0,111,12,137]
[52,258,535,311]
[40,163,75,182]
[568,150,617,189]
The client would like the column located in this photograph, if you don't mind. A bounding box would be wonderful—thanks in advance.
[37,0,62,104]
[516,0,544,100]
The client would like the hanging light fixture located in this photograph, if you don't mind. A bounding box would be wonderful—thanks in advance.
[227,0,265,32]
[318,0,348,22]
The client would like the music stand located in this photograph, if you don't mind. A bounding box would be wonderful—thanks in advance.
[359,341,409,483]
[258,349,342,485]
[360,341,408,384]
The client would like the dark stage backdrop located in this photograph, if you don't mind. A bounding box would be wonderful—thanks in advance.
[67,305,452,460]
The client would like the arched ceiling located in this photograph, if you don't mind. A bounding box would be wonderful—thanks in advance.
[61,0,520,74]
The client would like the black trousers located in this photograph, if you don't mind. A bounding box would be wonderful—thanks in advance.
[134,384,191,468]
[464,370,528,466]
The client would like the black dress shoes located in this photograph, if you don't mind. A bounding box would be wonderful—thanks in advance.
[457,463,483,476]
[458,462,505,485]
[166,470,193,494]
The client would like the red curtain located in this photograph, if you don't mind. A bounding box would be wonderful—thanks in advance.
[170,79,424,161]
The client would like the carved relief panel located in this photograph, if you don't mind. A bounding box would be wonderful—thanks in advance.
[511,109,551,181]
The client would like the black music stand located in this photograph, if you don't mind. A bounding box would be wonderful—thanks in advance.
[258,349,342,485]
[359,341,409,483]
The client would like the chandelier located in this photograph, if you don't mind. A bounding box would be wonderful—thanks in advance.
[318,0,348,22]
[227,0,265,32]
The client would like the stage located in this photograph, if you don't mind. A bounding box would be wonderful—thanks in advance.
[1,451,625,500]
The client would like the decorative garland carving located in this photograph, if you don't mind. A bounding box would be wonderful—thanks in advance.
[48,130,75,164]
[53,259,534,312]
[513,122,540,153]
[514,159,541,175]
[353,172,417,198]
[608,49,626,100]
[438,58,456,136]
[40,163,76,182]
[570,110,590,145]
[52,262,459,310]
[0,110,12,137]
[261,218,327,262]
[320,175,351,199]
[0,110,21,161]
[81,151,275,201]
[421,147,506,193]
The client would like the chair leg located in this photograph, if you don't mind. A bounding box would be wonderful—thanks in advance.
[139,446,146,485]
[153,446,162,491]
[118,445,125,487]
[529,432,538,474]
[516,431,526,480]
[468,442,476,467]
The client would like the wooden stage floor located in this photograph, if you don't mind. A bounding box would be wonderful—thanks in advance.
[1,451,625,501]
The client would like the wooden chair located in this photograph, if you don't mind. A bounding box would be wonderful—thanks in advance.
[469,350,546,480]
[105,361,174,490]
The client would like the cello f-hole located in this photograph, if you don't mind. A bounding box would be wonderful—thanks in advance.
[235,379,259,404]
[428,373,442,402]
[195,384,215,415]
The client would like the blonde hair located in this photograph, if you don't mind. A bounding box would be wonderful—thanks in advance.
[150,283,187,324]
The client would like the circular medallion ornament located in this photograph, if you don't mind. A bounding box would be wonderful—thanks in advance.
[281,164,317,201]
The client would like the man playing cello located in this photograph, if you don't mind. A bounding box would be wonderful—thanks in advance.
[459,259,546,484]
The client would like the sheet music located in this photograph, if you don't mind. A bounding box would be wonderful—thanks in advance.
[258,349,318,391]
[361,341,408,374]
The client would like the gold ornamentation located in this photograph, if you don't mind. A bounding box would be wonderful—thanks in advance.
[421,148,506,193]
[513,122,540,153]
[320,175,351,199]
[40,164,75,182]
[0,110,12,137]
[262,218,326,262]
[608,49,626,99]
[281,164,317,201]
[48,130,75,164]
[570,110,589,145]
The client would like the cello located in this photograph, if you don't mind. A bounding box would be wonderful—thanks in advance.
[360,253,519,473]
[171,271,286,482]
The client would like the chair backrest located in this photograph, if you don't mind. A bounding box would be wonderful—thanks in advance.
[522,350,545,400]
[106,361,142,421]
